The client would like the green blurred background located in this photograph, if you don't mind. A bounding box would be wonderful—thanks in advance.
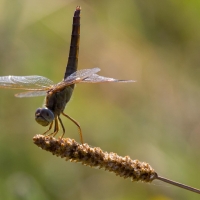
[0,0,200,199]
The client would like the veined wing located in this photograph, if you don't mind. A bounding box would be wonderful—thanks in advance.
[64,68,135,83]
[0,75,54,98]
[0,75,54,89]
[15,90,48,98]
[81,74,136,83]
[51,68,101,92]
[64,68,100,82]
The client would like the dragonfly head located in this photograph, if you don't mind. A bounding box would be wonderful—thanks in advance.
[35,108,54,126]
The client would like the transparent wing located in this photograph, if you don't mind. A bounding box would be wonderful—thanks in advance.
[43,67,135,93]
[35,68,101,93]
[81,74,136,83]
[64,68,100,83]
[61,68,135,86]
[15,91,47,98]
[52,68,101,91]
[0,75,54,90]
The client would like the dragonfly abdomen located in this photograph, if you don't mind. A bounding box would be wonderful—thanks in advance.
[64,6,81,79]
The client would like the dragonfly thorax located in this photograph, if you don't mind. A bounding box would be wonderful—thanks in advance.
[35,107,54,126]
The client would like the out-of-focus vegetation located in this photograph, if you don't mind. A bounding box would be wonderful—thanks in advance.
[0,0,200,199]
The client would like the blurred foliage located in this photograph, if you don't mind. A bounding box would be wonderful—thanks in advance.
[0,0,200,199]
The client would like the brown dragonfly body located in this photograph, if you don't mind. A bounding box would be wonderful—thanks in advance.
[0,7,135,144]
[47,6,80,117]
[35,7,82,141]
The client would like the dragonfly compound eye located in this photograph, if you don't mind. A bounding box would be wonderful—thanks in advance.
[35,108,54,126]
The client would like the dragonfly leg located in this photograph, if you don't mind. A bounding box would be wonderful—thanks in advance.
[52,117,59,137]
[47,117,59,137]
[58,116,65,138]
[43,121,53,135]
[61,112,84,144]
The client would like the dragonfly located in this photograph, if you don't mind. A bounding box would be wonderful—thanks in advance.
[0,6,135,144]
